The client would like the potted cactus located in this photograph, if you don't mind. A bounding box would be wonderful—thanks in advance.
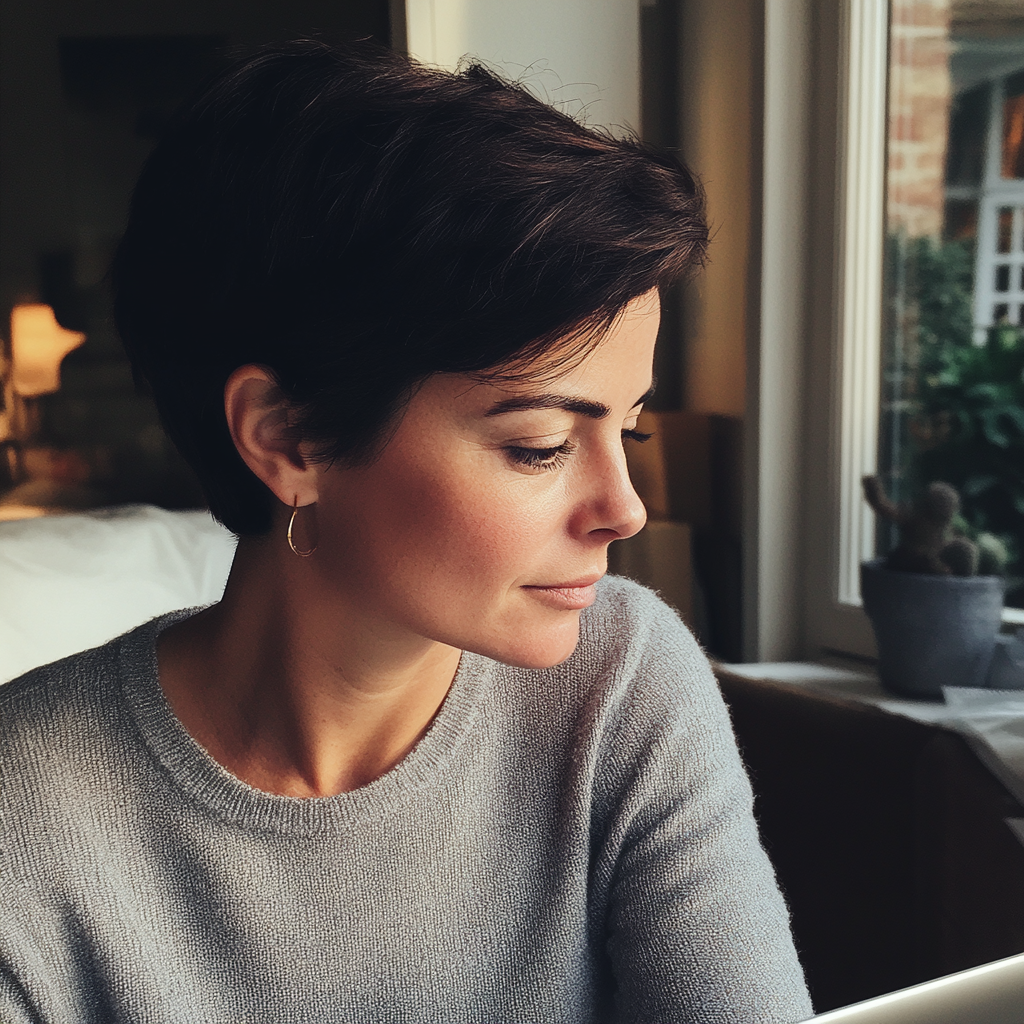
[861,476,1006,698]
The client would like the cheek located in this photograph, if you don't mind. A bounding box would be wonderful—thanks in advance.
[318,454,587,667]
[399,473,559,586]
[332,456,566,594]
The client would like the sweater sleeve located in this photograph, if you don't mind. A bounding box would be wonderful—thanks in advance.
[591,588,813,1024]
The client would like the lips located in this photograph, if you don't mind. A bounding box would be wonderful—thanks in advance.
[531,575,603,590]
[522,574,603,610]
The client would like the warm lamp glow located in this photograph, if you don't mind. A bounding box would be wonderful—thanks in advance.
[10,304,86,398]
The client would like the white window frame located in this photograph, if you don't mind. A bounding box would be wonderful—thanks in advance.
[832,0,889,618]
[749,0,888,661]
[820,0,890,656]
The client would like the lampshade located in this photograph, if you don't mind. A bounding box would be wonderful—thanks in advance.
[10,304,86,398]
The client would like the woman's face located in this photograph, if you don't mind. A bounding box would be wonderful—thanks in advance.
[313,291,659,669]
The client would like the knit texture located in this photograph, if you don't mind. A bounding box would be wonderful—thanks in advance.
[1,576,812,1024]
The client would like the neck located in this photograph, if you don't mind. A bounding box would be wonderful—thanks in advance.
[157,531,462,798]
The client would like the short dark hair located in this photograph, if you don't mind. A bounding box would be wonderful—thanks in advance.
[113,39,707,535]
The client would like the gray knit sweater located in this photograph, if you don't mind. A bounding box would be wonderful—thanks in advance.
[0,576,812,1024]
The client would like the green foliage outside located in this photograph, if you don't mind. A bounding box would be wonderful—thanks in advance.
[888,235,1024,603]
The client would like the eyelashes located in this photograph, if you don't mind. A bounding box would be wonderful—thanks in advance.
[505,440,577,470]
[623,428,654,445]
[505,429,653,471]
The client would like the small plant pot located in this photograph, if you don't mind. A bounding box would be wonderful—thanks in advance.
[860,559,1005,699]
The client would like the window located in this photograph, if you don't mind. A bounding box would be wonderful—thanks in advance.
[878,1,1024,616]
[797,0,1024,664]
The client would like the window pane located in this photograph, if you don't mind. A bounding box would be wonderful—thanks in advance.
[880,1,1024,609]
[999,206,1014,251]
[1004,72,1024,179]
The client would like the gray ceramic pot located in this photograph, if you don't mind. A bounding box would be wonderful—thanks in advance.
[860,559,1005,699]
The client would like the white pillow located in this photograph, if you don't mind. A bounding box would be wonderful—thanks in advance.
[0,504,236,684]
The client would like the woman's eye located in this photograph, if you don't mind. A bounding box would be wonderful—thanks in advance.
[622,428,653,444]
[503,430,650,470]
[504,441,576,470]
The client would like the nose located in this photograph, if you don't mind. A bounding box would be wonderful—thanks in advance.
[575,442,648,543]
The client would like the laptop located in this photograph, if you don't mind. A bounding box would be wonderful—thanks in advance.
[810,952,1024,1023]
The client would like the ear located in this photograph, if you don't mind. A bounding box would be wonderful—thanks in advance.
[223,365,319,509]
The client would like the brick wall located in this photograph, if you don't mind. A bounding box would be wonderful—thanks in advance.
[888,0,953,239]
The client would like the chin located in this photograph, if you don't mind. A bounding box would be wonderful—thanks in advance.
[472,615,582,671]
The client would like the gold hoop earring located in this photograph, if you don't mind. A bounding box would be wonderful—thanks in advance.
[287,496,317,557]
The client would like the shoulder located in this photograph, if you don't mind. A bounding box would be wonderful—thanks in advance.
[0,635,136,820]
[0,613,182,825]
[0,638,124,745]
[585,574,704,658]
[0,617,189,900]
[577,574,720,719]
[481,575,725,762]
[578,580,756,861]
[571,575,746,797]
[0,641,127,884]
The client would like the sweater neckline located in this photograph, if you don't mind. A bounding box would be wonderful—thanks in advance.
[118,610,492,837]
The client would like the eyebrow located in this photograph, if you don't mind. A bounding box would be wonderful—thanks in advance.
[485,381,657,419]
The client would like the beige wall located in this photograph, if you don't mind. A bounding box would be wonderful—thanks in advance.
[403,0,640,133]
[678,0,760,418]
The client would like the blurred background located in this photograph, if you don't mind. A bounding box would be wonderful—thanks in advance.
[0,1,390,521]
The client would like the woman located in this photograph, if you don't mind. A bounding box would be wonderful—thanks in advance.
[0,41,812,1023]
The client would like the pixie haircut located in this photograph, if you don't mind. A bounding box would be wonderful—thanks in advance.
[113,40,708,536]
